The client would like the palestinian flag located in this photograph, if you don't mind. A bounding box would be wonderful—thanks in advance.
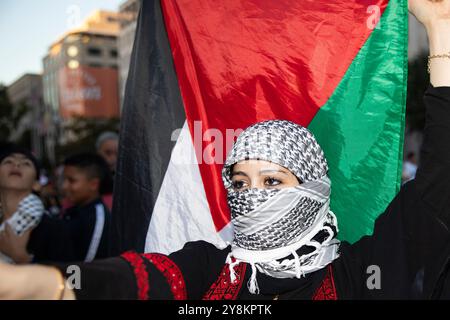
[112,0,408,254]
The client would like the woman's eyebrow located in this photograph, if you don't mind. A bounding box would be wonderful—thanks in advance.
[231,171,249,177]
[259,169,288,175]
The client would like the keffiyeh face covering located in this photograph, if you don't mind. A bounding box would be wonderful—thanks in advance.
[222,120,340,294]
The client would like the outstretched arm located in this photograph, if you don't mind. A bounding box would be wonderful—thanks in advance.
[0,262,75,300]
[0,240,227,300]
[410,0,450,208]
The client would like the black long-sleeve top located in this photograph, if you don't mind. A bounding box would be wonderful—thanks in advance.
[56,86,450,300]
[29,198,111,263]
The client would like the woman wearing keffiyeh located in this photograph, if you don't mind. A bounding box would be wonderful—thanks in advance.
[1,0,450,300]
[223,120,340,294]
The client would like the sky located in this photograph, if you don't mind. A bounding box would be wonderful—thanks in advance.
[0,0,123,86]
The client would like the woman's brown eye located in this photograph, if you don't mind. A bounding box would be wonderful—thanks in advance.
[265,177,281,186]
[232,180,246,190]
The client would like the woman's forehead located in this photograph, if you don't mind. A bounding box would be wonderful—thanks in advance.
[232,160,290,173]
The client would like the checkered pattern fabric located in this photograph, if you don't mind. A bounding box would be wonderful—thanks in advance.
[230,191,324,250]
[0,194,44,236]
[227,188,280,219]
[223,120,340,292]
[222,120,328,189]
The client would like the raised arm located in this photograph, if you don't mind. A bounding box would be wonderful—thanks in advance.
[332,0,450,299]
[409,0,450,205]
[409,0,450,87]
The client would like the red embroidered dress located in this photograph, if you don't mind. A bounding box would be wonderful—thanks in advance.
[55,87,450,300]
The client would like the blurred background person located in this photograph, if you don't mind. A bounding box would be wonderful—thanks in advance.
[96,132,118,210]
[39,178,62,218]
[0,153,112,264]
[96,132,119,175]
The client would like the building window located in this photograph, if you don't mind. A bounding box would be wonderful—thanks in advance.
[66,35,81,43]
[67,46,79,57]
[110,49,118,58]
[89,63,103,68]
[82,36,90,44]
[87,47,102,56]
[107,16,118,23]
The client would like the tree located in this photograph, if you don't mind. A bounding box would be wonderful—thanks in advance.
[55,116,120,162]
[0,85,14,141]
[0,85,31,148]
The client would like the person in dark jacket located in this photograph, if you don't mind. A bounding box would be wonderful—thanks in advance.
[0,0,449,300]
[1,153,112,264]
[30,153,112,263]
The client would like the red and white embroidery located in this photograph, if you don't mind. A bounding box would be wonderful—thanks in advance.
[142,253,187,300]
[203,262,247,300]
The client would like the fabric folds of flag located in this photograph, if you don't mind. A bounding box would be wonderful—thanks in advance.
[112,0,408,255]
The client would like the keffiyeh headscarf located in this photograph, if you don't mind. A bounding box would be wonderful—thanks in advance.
[222,120,340,294]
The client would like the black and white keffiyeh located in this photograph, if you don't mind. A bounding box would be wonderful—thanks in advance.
[222,120,328,188]
[222,120,340,294]
[0,193,44,236]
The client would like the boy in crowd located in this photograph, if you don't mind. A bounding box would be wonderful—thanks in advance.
[0,153,112,263]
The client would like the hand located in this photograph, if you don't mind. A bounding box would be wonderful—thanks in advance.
[0,225,33,264]
[409,0,450,86]
[0,261,76,300]
[409,0,450,29]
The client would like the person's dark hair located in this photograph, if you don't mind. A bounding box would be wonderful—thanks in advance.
[0,144,40,180]
[63,153,113,195]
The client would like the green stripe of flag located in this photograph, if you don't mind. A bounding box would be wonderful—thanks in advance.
[308,0,408,243]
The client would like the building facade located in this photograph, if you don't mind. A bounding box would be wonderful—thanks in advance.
[42,10,123,121]
[118,0,140,108]
[42,10,128,161]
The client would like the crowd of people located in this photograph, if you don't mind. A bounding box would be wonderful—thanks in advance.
[0,132,119,264]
